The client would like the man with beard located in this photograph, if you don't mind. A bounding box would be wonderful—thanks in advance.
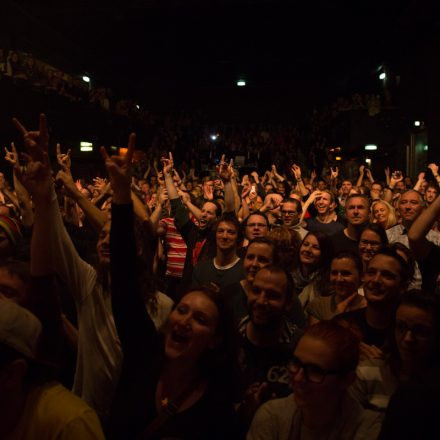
[330,194,370,254]
[337,247,410,358]
[424,183,438,206]
[237,266,302,422]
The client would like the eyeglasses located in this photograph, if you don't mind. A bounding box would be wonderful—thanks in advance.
[288,355,346,384]
[246,223,268,228]
[395,320,434,340]
[359,239,382,249]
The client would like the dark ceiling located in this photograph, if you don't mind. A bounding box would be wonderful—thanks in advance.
[2,0,440,102]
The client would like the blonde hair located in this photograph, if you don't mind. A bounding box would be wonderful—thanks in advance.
[371,200,397,230]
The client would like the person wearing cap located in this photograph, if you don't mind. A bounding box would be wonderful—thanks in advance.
[0,298,104,439]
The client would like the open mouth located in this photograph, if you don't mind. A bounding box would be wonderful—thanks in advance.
[170,329,190,344]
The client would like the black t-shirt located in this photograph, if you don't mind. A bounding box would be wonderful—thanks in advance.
[306,217,345,237]
[331,229,359,254]
[337,308,390,348]
[418,243,440,294]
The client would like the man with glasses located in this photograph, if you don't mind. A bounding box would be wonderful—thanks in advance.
[241,212,270,251]
[279,198,307,240]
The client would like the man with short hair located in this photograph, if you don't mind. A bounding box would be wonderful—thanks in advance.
[192,214,244,289]
[331,194,370,254]
[424,184,438,206]
[305,190,345,236]
[0,298,104,439]
[279,198,307,240]
[238,265,302,408]
[387,189,440,289]
[338,248,409,354]
[242,212,270,248]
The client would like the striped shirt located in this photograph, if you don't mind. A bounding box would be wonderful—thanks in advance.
[159,217,187,278]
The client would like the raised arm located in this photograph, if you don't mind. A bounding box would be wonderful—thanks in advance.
[356,165,365,188]
[413,172,426,192]
[217,154,235,213]
[291,164,309,197]
[408,192,440,260]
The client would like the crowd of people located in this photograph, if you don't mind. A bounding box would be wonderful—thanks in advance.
[0,112,439,439]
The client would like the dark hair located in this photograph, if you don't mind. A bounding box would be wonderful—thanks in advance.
[360,223,389,246]
[214,213,244,247]
[387,291,440,364]
[368,245,411,289]
[300,231,334,271]
[203,199,222,217]
[388,243,415,286]
[243,211,270,228]
[179,285,240,400]
[246,236,277,262]
[268,227,301,272]
[256,264,295,301]
[282,198,303,214]
[303,321,360,371]
[332,250,363,276]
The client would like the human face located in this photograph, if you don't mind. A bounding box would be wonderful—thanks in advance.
[373,202,389,227]
[363,254,403,305]
[317,181,327,191]
[395,304,436,364]
[245,214,268,240]
[419,181,428,194]
[164,291,219,362]
[371,183,382,194]
[425,187,438,204]
[345,197,369,226]
[299,234,321,266]
[398,191,424,224]
[248,269,288,328]
[314,192,331,215]
[330,258,360,299]
[199,202,218,230]
[96,221,111,266]
[281,201,300,227]
[215,221,238,253]
[277,183,286,196]
[291,335,350,408]
[341,180,353,195]
[0,268,27,306]
[243,243,273,283]
[359,229,383,265]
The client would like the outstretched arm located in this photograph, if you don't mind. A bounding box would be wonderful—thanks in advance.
[408,193,440,260]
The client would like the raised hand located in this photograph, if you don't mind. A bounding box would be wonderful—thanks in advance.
[4,142,19,169]
[390,170,403,186]
[161,152,174,176]
[12,113,49,162]
[250,171,259,183]
[100,133,135,204]
[56,143,71,171]
[330,166,339,180]
[418,172,426,181]
[359,165,365,175]
[216,154,233,182]
[310,169,317,180]
[291,163,302,180]
[56,169,79,199]
[428,163,439,177]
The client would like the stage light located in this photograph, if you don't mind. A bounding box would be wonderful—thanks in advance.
[136,105,140,109]
[82,76,90,83]
[364,144,378,151]
[335,156,342,161]
[365,158,372,167]
[210,134,218,141]
[424,145,429,151]
[80,141,93,152]
[414,121,421,127]
[237,80,246,87]
[379,72,386,80]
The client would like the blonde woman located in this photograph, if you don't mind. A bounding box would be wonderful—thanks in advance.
[371,199,397,230]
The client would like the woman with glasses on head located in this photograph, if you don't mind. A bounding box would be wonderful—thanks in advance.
[247,321,382,439]
[358,223,388,272]
[349,292,440,414]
